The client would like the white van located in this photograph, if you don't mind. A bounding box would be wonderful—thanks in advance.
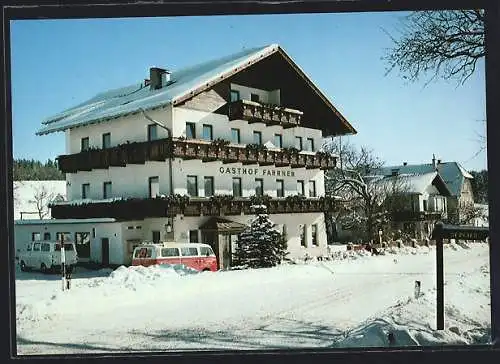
[18,241,78,273]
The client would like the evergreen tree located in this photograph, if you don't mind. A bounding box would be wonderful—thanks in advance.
[233,206,288,269]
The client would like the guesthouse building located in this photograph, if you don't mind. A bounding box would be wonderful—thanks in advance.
[15,44,357,268]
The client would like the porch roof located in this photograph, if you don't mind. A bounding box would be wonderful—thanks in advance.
[199,217,247,233]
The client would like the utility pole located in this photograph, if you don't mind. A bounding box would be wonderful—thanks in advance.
[61,234,66,291]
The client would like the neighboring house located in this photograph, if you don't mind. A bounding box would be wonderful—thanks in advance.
[372,155,474,224]
[16,44,357,268]
[369,171,452,240]
[13,181,66,220]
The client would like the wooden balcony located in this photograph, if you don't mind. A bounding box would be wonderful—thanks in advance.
[228,99,303,128]
[57,138,337,173]
[392,210,446,222]
[49,196,337,220]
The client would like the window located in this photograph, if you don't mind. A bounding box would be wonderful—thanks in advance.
[149,177,159,198]
[231,128,241,144]
[311,224,318,246]
[189,230,199,244]
[181,247,199,256]
[232,177,242,197]
[309,180,317,197]
[295,136,303,150]
[148,124,158,141]
[81,137,89,151]
[102,133,111,149]
[204,177,215,197]
[297,180,305,196]
[276,179,284,198]
[251,93,260,102]
[187,175,198,197]
[299,225,306,247]
[423,200,428,211]
[82,183,90,199]
[43,232,51,240]
[75,232,90,258]
[274,134,283,148]
[186,122,196,139]
[230,90,240,102]
[152,231,161,244]
[202,124,213,141]
[33,243,41,252]
[253,131,262,145]
[255,178,264,196]
[135,247,153,258]
[41,243,50,252]
[161,247,180,257]
[103,182,112,199]
[31,232,40,241]
[306,138,315,152]
[200,246,214,256]
[27,243,32,252]
[56,232,71,241]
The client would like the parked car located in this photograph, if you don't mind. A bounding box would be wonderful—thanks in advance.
[18,241,78,273]
[132,242,218,272]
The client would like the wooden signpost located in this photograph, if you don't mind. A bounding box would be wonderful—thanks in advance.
[431,222,489,330]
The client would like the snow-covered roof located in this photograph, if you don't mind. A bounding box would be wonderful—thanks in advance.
[15,217,116,225]
[370,172,452,196]
[37,44,356,136]
[372,161,472,197]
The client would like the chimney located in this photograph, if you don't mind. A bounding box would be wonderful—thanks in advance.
[403,162,407,166]
[149,67,171,90]
[432,154,437,170]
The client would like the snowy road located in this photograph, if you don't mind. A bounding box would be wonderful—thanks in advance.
[15,243,491,355]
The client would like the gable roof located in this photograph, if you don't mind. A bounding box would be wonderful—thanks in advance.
[371,162,472,197]
[36,44,356,136]
[370,172,452,196]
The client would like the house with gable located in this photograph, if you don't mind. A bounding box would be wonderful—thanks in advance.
[15,44,357,268]
[372,155,475,225]
[369,171,452,240]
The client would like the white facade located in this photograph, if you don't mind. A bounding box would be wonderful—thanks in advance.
[24,70,340,267]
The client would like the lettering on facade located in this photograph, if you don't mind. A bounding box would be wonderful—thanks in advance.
[447,231,488,240]
[219,167,295,178]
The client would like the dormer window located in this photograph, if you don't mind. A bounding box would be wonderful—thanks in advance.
[251,93,260,102]
[81,137,89,152]
[230,90,240,102]
[102,133,111,149]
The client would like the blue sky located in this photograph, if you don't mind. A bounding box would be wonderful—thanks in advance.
[10,12,487,171]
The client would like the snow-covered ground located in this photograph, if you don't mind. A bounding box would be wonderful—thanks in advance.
[15,242,491,355]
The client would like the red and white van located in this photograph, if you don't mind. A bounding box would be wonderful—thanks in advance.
[131,242,218,272]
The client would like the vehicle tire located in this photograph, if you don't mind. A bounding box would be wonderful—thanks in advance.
[20,261,27,272]
[202,268,210,272]
[40,263,47,274]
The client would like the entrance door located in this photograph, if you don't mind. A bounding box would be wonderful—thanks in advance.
[101,238,109,266]
[220,234,231,270]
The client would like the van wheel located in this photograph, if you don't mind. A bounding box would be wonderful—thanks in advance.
[202,268,210,272]
[20,261,27,272]
[40,263,47,274]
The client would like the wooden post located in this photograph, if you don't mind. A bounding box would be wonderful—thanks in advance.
[61,234,66,292]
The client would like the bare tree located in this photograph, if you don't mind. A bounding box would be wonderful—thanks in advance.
[457,203,488,225]
[29,184,56,219]
[324,139,390,242]
[383,10,485,85]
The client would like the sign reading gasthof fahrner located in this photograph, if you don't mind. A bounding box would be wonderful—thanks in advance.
[219,167,296,177]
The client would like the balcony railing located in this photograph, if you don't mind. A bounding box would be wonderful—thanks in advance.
[57,138,337,173]
[49,196,337,220]
[228,99,303,128]
[392,210,446,222]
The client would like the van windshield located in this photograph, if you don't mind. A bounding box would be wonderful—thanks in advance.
[55,244,74,251]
